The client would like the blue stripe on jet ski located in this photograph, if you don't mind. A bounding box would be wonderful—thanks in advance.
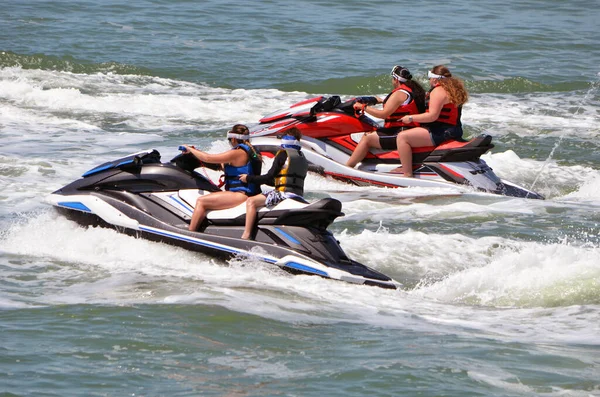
[274,227,301,245]
[82,164,114,177]
[168,194,193,214]
[116,159,135,167]
[82,159,135,177]
[57,202,92,212]
[283,261,328,277]
[138,226,278,264]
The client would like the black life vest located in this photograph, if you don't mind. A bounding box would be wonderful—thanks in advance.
[274,149,308,196]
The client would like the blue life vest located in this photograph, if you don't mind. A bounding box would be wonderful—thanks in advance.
[224,143,262,195]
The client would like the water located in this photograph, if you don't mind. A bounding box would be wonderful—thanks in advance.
[1,0,600,395]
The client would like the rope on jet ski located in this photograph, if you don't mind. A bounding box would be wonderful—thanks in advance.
[196,160,225,188]
[178,145,225,189]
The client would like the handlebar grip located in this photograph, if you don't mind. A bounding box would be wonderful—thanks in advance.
[356,96,378,106]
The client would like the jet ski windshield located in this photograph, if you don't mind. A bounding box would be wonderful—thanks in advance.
[82,149,161,177]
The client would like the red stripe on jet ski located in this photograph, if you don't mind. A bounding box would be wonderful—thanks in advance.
[323,171,402,188]
[293,96,323,107]
[437,163,464,178]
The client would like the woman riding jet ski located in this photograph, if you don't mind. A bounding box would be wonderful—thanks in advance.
[47,146,398,289]
[248,94,544,200]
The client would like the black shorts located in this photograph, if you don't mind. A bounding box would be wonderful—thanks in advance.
[376,127,410,150]
[425,123,463,146]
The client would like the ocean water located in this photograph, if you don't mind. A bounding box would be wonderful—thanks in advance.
[1,1,600,396]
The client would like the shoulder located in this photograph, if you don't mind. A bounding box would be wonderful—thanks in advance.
[385,89,408,105]
[430,86,448,99]
[391,88,408,97]
[230,145,250,160]
[431,85,446,94]
[275,150,288,161]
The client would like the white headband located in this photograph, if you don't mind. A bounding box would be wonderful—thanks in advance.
[391,71,408,82]
[428,71,445,79]
[227,132,249,140]
[391,66,409,82]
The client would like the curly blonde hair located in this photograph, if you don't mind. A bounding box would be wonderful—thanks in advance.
[431,65,469,106]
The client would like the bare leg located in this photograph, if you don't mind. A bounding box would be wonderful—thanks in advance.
[189,198,206,231]
[241,194,267,240]
[395,128,433,178]
[346,133,382,168]
[189,191,248,231]
[396,136,414,177]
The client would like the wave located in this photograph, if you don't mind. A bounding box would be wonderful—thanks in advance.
[277,74,595,96]
[2,210,598,311]
[0,50,153,77]
[2,51,595,95]
[340,228,600,309]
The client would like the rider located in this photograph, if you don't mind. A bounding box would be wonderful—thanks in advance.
[346,65,426,168]
[182,124,262,232]
[239,127,308,240]
[393,65,469,177]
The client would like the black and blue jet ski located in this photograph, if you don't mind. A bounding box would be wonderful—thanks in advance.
[47,149,398,289]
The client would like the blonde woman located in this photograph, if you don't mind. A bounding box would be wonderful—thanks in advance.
[394,65,469,177]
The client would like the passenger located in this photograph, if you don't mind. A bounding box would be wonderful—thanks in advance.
[393,65,469,177]
[182,124,262,231]
[346,65,426,168]
[239,127,308,240]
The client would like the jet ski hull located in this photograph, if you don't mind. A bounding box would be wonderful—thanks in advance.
[48,150,398,289]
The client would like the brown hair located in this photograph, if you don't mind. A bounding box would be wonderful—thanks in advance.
[283,127,302,141]
[392,65,426,113]
[431,65,469,106]
[229,124,262,162]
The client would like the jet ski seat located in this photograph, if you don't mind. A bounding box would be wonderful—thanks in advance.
[206,198,344,229]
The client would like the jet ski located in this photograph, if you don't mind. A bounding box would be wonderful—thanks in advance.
[249,95,544,199]
[47,149,398,289]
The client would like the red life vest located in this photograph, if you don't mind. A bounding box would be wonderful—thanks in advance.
[382,84,420,128]
[425,86,461,126]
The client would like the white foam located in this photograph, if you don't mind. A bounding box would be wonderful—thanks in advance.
[0,66,307,132]
[482,150,600,201]
[1,209,598,345]
[466,92,600,139]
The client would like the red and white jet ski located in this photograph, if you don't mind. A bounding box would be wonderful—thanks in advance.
[249,95,544,199]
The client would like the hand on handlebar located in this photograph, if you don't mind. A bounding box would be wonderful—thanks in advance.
[353,102,366,116]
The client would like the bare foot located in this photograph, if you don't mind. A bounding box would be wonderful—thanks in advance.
[389,167,413,177]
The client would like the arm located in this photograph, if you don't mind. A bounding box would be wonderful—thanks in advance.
[353,90,407,119]
[183,145,247,166]
[242,151,286,186]
[400,87,448,124]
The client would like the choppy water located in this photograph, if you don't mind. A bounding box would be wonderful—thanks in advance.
[1,1,599,396]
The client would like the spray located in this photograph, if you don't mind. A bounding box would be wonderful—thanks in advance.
[527,76,600,197]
